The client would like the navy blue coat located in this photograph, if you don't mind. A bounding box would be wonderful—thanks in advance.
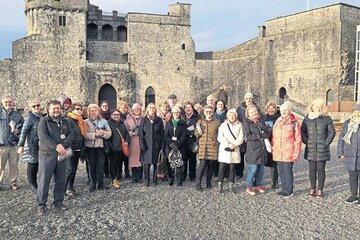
[337,119,360,171]
[18,111,42,163]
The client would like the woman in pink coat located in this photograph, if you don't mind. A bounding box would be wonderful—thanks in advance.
[272,102,302,197]
[125,103,143,183]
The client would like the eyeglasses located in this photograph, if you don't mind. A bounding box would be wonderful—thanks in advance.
[74,108,82,111]
[112,114,121,116]
[32,104,41,108]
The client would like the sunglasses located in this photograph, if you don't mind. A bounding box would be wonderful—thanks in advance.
[74,108,82,111]
[32,104,41,108]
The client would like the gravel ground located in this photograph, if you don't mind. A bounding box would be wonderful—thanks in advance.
[1,143,360,240]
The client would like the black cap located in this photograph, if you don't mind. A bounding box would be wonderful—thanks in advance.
[168,94,177,100]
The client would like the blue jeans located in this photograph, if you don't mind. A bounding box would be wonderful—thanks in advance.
[246,164,265,188]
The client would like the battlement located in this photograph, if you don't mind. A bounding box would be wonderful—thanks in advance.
[88,4,127,23]
[128,2,191,26]
[25,0,88,12]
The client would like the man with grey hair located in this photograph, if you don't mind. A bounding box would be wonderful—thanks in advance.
[0,96,24,191]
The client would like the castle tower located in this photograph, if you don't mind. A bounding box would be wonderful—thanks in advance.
[12,0,90,104]
[25,0,88,36]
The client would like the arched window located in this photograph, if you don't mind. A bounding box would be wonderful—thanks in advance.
[145,87,155,107]
[102,24,113,41]
[87,23,98,40]
[181,43,186,50]
[279,87,287,104]
[99,84,117,109]
[326,89,334,106]
[117,26,127,42]
[218,89,228,105]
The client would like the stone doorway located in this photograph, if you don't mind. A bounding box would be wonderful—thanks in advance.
[145,86,155,107]
[279,87,287,103]
[99,84,117,110]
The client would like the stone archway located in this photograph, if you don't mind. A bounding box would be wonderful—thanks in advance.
[99,84,117,110]
[279,87,287,103]
[145,86,155,107]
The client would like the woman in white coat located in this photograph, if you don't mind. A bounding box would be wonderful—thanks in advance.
[217,109,244,193]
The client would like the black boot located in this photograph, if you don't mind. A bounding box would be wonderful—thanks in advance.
[218,182,223,193]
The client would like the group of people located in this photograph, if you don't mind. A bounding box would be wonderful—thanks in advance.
[0,91,359,216]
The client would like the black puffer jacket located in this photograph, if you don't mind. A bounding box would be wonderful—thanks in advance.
[243,118,270,165]
[301,115,336,161]
[108,118,130,152]
[68,117,84,151]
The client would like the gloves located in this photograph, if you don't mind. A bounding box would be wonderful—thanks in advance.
[260,132,268,139]
[224,147,234,152]
[170,143,179,152]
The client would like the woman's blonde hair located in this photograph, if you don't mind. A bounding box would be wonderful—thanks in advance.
[28,99,40,109]
[119,101,130,112]
[264,101,277,114]
[87,104,100,115]
[146,102,157,115]
[307,98,327,115]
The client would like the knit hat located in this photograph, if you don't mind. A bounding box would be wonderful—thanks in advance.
[132,103,142,110]
[244,92,253,99]
[171,105,181,113]
[280,101,292,112]
[352,103,360,112]
[168,94,177,100]
[226,108,238,119]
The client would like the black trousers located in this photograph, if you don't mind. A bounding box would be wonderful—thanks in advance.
[27,162,39,187]
[86,148,105,187]
[196,160,215,187]
[267,163,279,186]
[170,167,183,183]
[213,161,219,178]
[109,151,125,180]
[117,156,130,179]
[132,167,143,182]
[104,153,110,177]
[143,164,157,183]
[235,152,245,177]
[65,150,81,191]
[308,160,327,190]
[182,149,197,181]
[218,163,235,183]
[349,170,360,196]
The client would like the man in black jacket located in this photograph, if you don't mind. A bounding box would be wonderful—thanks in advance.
[36,100,74,216]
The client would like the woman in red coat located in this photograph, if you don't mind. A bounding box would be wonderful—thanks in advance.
[272,102,302,197]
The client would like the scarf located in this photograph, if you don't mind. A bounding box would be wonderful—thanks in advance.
[68,112,87,136]
[308,112,320,120]
[147,114,156,122]
[100,109,111,120]
[343,117,360,144]
[120,112,128,120]
[172,119,180,129]
[216,109,226,115]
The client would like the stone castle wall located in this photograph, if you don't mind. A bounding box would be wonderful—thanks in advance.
[127,8,196,105]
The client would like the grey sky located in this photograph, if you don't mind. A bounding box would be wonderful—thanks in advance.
[0,0,359,59]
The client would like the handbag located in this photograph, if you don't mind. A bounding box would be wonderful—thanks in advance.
[168,150,184,168]
[157,150,168,179]
[117,128,129,157]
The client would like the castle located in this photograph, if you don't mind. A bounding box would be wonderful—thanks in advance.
[1,0,360,114]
